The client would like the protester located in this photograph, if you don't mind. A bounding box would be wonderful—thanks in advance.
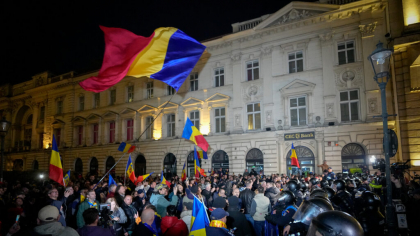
[250,186,271,236]
[34,205,79,236]
[161,205,188,236]
[121,195,138,235]
[149,184,178,217]
[76,190,99,229]
[106,197,127,236]
[77,208,115,236]
[206,208,231,235]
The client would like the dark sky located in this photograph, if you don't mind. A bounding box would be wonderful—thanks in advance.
[2,0,316,85]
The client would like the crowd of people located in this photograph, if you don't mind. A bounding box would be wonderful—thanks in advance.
[0,164,419,236]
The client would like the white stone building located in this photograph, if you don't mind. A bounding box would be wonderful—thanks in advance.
[1,0,407,179]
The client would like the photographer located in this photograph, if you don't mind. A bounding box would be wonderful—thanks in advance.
[106,197,127,236]
[77,208,115,236]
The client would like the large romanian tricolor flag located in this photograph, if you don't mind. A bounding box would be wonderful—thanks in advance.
[126,154,136,184]
[49,135,64,186]
[182,118,209,152]
[79,26,206,93]
[290,143,300,168]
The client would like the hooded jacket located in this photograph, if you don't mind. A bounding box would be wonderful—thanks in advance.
[264,187,280,206]
[34,221,79,236]
[149,193,178,217]
[180,210,192,232]
[161,216,189,236]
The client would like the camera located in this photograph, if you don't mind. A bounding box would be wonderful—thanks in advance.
[98,203,112,227]
[372,158,386,172]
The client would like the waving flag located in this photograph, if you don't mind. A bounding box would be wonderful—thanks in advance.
[181,161,187,181]
[63,170,70,187]
[161,171,171,188]
[194,147,206,177]
[182,118,209,152]
[290,143,300,168]
[118,142,136,153]
[109,174,117,186]
[135,172,154,185]
[49,135,64,186]
[126,154,136,184]
[190,196,210,235]
[79,26,206,93]
[197,150,208,159]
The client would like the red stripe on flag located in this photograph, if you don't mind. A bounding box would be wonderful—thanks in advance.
[127,145,136,153]
[194,135,209,152]
[49,164,64,186]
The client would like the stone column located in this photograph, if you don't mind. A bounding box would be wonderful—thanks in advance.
[315,131,324,174]
[31,103,39,150]
[279,134,286,174]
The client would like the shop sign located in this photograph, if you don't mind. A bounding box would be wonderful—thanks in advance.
[284,131,315,141]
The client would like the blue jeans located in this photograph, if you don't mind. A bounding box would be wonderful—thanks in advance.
[254,220,265,236]
[245,214,254,226]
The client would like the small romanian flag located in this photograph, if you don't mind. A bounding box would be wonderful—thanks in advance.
[49,135,64,186]
[197,150,208,159]
[181,161,187,181]
[63,170,70,187]
[290,143,300,168]
[126,154,136,184]
[182,118,209,152]
[135,172,154,185]
[118,142,136,153]
[161,171,171,188]
[194,147,206,177]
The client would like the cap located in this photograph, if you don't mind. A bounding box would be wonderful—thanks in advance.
[212,197,227,208]
[210,208,229,220]
[38,205,59,222]
[190,185,198,194]
[328,167,332,169]
[137,189,144,194]
[309,172,314,175]
[227,196,239,210]
[154,183,168,192]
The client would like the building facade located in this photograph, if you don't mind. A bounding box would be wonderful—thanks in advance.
[1,0,418,179]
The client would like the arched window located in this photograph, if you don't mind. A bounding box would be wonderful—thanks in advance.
[90,157,98,175]
[212,150,229,173]
[187,151,202,177]
[246,148,264,174]
[164,153,177,177]
[75,158,83,174]
[135,155,146,176]
[286,146,315,176]
[32,160,39,170]
[106,156,115,176]
[341,143,366,174]
[27,114,33,124]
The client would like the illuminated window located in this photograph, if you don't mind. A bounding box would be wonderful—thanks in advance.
[145,116,153,139]
[190,111,200,129]
[340,90,359,122]
[290,96,307,126]
[247,103,261,130]
[127,86,134,102]
[127,119,133,141]
[147,82,154,99]
[190,73,198,91]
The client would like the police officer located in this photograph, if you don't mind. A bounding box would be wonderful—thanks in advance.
[286,180,303,207]
[323,186,336,201]
[283,198,334,235]
[307,211,364,236]
[326,167,337,180]
[320,179,329,188]
[266,190,298,230]
[357,191,385,235]
[310,189,329,200]
[332,179,354,216]
[299,182,310,201]
[308,178,320,192]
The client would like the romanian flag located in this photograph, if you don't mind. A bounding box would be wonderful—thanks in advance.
[135,172,154,185]
[197,150,208,159]
[181,161,187,181]
[161,171,171,188]
[182,118,209,152]
[63,170,70,187]
[190,196,209,235]
[126,154,136,184]
[194,147,206,177]
[49,135,64,186]
[118,142,136,153]
[290,143,300,168]
[79,26,206,93]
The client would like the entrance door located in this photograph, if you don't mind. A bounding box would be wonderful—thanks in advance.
[246,148,264,174]
[187,151,201,177]
[212,150,229,173]
[135,155,146,176]
[341,143,366,174]
[286,146,315,176]
[164,153,176,177]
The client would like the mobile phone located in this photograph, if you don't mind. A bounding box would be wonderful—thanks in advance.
[15,215,20,223]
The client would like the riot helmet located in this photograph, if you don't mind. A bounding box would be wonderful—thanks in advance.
[300,182,308,192]
[336,173,343,180]
[348,174,354,179]
[310,189,328,199]
[324,187,336,200]
[277,190,296,206]
[320,179,329,188]
[361,191,381,211]
[309,177,319,186]
[332,179,346,191]
[354,178,361,187]
[286,180,299,192]
[292,198,334,226]
[307,211,364,236]
[327,179,334,186]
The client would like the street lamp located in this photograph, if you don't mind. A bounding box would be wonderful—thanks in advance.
[368,41,396,235]
[0,117,11,182]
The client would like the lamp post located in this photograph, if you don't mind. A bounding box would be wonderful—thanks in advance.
[368,41,396,235]
[0,117,11,182]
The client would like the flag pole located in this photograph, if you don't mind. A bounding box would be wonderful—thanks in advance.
[93,152,127,189]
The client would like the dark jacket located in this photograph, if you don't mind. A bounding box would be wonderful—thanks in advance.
[76,199,100,229]
[77,226,115,236]
[202,189,213,207]
[132,223,155,236]
[227,210,252,236]
[121,203,137,231]
[239,188,255,214]
[115,194,125,208]
[264,187,280,206]
[205,226,231,236]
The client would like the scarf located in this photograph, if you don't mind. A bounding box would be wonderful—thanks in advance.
[143,222,157,236]
[88,200,97,208]
[209,220,227,229]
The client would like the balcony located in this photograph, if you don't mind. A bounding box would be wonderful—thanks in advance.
[11,141,31,152]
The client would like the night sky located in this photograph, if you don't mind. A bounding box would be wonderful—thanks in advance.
[2,0,316,85]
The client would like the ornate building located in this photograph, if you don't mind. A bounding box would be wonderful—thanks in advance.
[1,0,418,178]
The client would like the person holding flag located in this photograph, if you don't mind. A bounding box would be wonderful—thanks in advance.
[49,135,64,186]
[181,161,187,181]
[149,183,179,217]
[206,208,232,235]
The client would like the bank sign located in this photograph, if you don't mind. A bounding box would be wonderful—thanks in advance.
[284,132,315,140]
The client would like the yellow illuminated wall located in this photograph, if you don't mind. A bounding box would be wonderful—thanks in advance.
[403,0,420,26]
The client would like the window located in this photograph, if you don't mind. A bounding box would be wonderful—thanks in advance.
[127,86,134,102]
[214,67,225,87]
[40,106,45,120]
[79,96,85,111]
[167,86,175,95]
[338,40,355,65]
[93,124,99,144]
[190,111,200,129]
[147,82,154,99]
[39,133,43,149]
[167,114,175,137]
[110,90,116,105]
[109,121,115,143]
[340,90,359,122]
[146,117,153,139]
[24,129,31,141]
[77,126,83,146]
[246,60,259,81]
[247,103,261,130]
[127,119,134,141]
[94,93,100,108]
[54,129,61,146]
[57,101,63,114]
[215,108,226,133]
[190,73,198,91]
[290,96,307,126]
[288,51,303,73]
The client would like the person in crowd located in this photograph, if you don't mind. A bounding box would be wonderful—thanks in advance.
[264,181,280,206]
[106,197,127,236]
[149,184,178,217]
[77,208,115,236]
[180,202,193,232]
[107,184,116,199]
[317,160,329,172]
[132,189,146,214]
[132,208,156,236]
[239,181,255,225]
[34,205,79,236]
[161,205,188,236]
[121,195,138,236]
[227,196,252,236]
[250,186,271,236]
[231,188,242,211]
[206,208,231,235]
[202,183,214,207]
[331,179,354,216]
[146,182,156,200]
[325,167,337,180]
[46,187,73,226]
[114,185,125,207]
[77,190,99,229]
